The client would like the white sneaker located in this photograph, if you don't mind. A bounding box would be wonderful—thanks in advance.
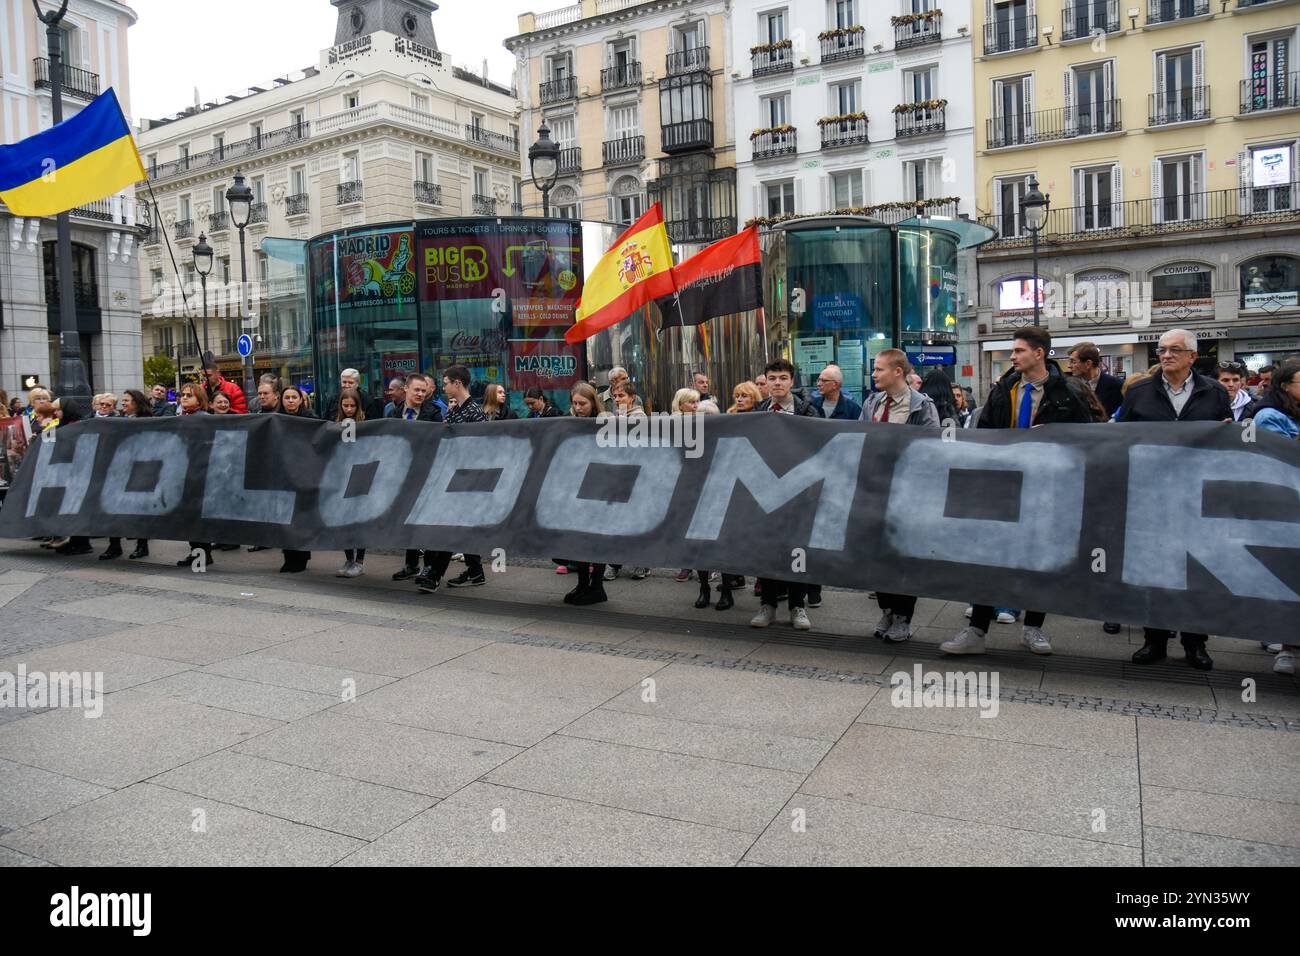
[452,553,464,562]
[873,610,894,638]
[1022,626,1053,655]
[883,618,913,643]
[791,607,812,630]
[1267,643,1283,654]
[941,627,986,655]
[750,605,776,628]
[996,610,1017,624]
[344,563,364,578]
[964,605,972,619]
[335,563,353,577]
[1274,650,1296,675]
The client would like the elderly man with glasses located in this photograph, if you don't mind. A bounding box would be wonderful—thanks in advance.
[811,363,862,420]
[1119,328,1231,671]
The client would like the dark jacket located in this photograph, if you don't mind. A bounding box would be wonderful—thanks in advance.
[529,405,562,419]
[978,360,1094,429]
[151,399,176,417]
[812,392,863,421]
[1119,370,1230,423]
[1091,372,1123,418]
[486,405,516,421]
[386,401,443,422]
[445,398,486,425]
[756,393,821,417]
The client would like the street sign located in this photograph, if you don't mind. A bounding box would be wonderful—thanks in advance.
[237,334,253,357]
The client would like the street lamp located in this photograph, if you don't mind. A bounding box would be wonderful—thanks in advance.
[1021,176,1050,327]
[34,0,90,409]
[528,122,560,217]
[192,232,213,365]
[226,171,255,400]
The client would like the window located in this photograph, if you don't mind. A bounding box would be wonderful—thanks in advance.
[179,194,192,220]
[149,268,163,297]
[993,174,1032,237]
[250,121,263,145]
[760,9,787,44]
[43,241,98,308]
[608,104,639,139]
[1153,47,1203,123]
[765,181,796,216]
[1241,143,1296,214]
[252,175,265,204]
[608,36,636,68]
[1073,163,1122,230]
[155,325,174,356]
[473,168,489,196]
[548,53,572,81]
[1151,152,1203,223]
[415,151,434,183]
[1066,61,1116,135]
[1072,269,1130,322]
[411,92,430,112]
[552,185,580,219]
[1246,34,1292,112]
[910,0,936,11]
[213,133,225,156]
[1239,254,1300,310]
[342,151,360,182]
[471,112,484,133]
[612,176,644,224]
[831,0,857,29]
[344,92,359,109]
[831,170,863,208]
[290,165,306,196]
[674,21,704,51]
[179,143,191,168]
[991,75,1034,147]
[1151,264,1212,303]
[290,109,305,133]
[991,0,1032,50]
[550,115,577,150]
[830,80,859,115]
[761,94,789,127]
[211,186,225,222]
[660,74,712,125]
[902,158,943,201]
[905,67,937,104]
[147,152,157,175]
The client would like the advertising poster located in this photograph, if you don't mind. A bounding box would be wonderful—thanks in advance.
[380,351,420,380]
[312,228,417,310]
[417,219,583,310]
[812,292,861,330]
[508,338,584,391]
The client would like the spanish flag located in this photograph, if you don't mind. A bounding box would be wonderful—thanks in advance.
[0,88,145,217]
[565,202,676,344]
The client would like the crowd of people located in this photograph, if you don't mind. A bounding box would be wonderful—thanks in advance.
[2,329,1297,675]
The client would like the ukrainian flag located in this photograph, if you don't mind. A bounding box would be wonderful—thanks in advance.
[0,88,145,217]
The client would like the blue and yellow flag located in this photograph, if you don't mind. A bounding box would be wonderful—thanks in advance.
[0,88,145,217]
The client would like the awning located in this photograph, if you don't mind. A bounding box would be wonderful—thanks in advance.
[896,214,997,250]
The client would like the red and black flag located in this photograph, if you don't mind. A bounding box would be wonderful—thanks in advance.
[655,225,763,329]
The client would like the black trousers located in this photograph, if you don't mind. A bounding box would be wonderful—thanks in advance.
[345,548,366,562]
[759,578,807,609]
[972,605,1044,632]
[404,548,432,570]
[426,551,482,579]
[876,592,917,622]
[1142,628,1208,649]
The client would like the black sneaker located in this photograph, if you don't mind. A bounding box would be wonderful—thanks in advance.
[392,566,420,581]
[806,595,822,608]
[447,570,486,588]
[415,572,440,593]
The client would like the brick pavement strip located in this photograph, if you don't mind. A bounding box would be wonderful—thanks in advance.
[0,544,1297,866]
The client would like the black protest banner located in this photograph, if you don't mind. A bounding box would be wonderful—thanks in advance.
[2,414,1297,641]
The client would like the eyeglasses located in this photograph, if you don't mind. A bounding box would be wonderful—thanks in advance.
[1155,347,1193,355]
[1217,362,1246,373]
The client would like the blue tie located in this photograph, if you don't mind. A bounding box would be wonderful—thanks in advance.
[1016,383,1034,429]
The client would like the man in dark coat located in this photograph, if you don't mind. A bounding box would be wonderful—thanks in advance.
[1067,341,1123,418]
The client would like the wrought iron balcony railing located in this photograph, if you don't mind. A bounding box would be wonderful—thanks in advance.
[986,100,1122,148]
[661,119,714,153]
[337,180,363,205]
[472,194,496,216]
[894,13,943,50]
[414,181,442,205]
[1146,0,1209,24]
[539,75,576,104]
[895,104,947,138]
[33,58,99,101]
[208,212,230,233]
[285,193,310,217]
[819,116,869,149]
[983,15,1038,54]
[751,42,793,77]
[466,125,519,155]
[751,128,797,161]
[666,45,709,76]
[601,61,641,92]
[249,202,268,225]
[1240,71,1300,113]
[603,135,645,165]
[820,27,866,62]
[174,218,194,240]
[1148,87,1211,125]
[1061,1,1120,40]
[557,147,582,173]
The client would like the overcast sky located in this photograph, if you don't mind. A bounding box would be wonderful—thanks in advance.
[127,0,522,122]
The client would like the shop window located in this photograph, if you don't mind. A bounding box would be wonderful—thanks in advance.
[1151,264,1211,303]
[1240,254,1300,310]
[995,275,1044,312]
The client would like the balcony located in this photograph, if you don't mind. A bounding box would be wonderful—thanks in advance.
[662,119,714,153]
[1148,87,1212,125]
[750,41,793,77]
[819,26,866,63]
[1146,0,1209,24]
[892,12,943,50]
[175,219,194,240]
[895,102,948,139]
[983,15,1038,54]
[819,115,869,149]
[558,147,582,173]
[337,180,363,205]
[603,135,645,166]
[148,122,309,183]
[208,212,230,233]
[601,61,641,92]
[978,182,1300,249]
[414,181,442,205]
[249,201,268,225]
[986,101,1122,148]
[648,157,736,244]
[511,202,524,215]
[466,125,519,156]
[44,276,99,310]
[539,76,576,105]
[285,193,310,217]
[750,127,797,161]
[1061,1,1120,40]
[1241,72,1300,114]
[666,45,710,76]
[33,58,100,102]
[472,194,496,216]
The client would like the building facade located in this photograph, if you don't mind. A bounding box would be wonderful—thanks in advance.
[506,0,738,244]
[1,0,148,400]
[733,0,977,229]
[972,0,1300,390]
[136,0,520,392]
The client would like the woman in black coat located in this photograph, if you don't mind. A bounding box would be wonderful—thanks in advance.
[101,390,154,561]
[275,385,314,571]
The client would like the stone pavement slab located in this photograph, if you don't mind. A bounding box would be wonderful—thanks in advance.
[165,606,346,639]
[0,844,52,866]
[1136,718,1300,805]
[0,758,112,830]
[485,734,803,834]
[261,625,489,678]
[1142,825,1300,867]
[77,626,292,666]
[152,751,434,841]
[0,639,191,694]
[200,653,396,697]
[0,783,363,866]
[802,723,1141,847]
[0,689,278,788]
[441,640,663,691]
[235,711,521,797]
[745,793,1140,867]
[338,781,753,866]
[129,670,342,722]
[1142,786,1300,849]
[49,593,208,625]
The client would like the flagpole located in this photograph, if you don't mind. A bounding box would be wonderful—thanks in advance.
[143,179,205,366]
[35,0,90,410]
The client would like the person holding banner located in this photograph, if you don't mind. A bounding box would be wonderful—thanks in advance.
[101,391,153,562]
[560,384,611,606]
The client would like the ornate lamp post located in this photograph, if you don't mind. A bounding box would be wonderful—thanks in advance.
[1021,177,1050,327]
[225,171,255,398]
[192,233,213,365]
[528,123,560,217]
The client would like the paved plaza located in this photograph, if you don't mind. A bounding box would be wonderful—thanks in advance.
[0,540,1296,867]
